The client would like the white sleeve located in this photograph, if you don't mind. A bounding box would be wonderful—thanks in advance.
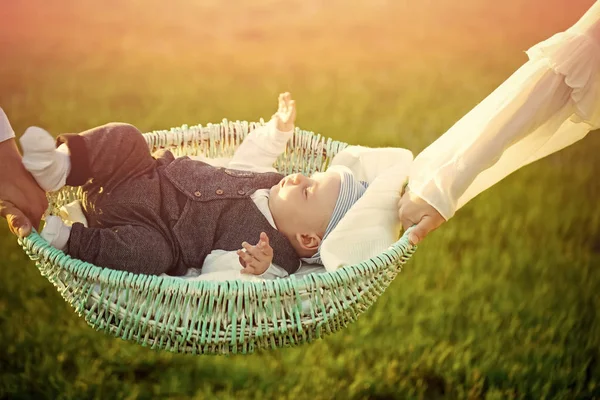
[409,9,600,220]
[201,249,289,280]
[331,145,413,183]
[228,119,294,173]
[0,108,16,143]
[201,250,242,275]
[257,263,289,280]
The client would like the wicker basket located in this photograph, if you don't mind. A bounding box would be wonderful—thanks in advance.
[19,119,416,355]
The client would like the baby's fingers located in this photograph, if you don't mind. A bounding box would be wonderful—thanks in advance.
[257,241,273,259]
[237,248,256,267]
[238,254,261,275]
[258,232,273,255]
[243,240,270,260]
[282,92,291,104]
[241,241,260,258]
[240,265,257,275]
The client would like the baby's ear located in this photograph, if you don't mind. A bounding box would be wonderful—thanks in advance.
[295,232,321,252]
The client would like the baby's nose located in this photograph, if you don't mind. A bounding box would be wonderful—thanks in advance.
[291,174,304,184]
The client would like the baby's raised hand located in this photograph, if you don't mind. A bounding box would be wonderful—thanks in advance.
[272,92,296,132]
[237,232,274,275]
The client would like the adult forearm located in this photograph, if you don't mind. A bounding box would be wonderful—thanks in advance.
[0,138,23,174]
[0,138,49,235]
[410,63,575,220]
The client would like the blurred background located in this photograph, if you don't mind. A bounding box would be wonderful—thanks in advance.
[0,0,599,398]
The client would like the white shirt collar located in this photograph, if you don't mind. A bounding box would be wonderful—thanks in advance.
[250,189,277,229]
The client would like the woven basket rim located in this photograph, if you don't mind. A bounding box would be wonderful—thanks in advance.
[21,227,416,292]
[20,120,417,293]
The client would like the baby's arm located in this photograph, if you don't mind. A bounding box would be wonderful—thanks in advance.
[228,93,296,172]
[202,232,289,279]
[330,145,414,183]
[202,253,289,280]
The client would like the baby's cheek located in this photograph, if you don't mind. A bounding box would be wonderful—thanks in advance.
[269,196,288,220]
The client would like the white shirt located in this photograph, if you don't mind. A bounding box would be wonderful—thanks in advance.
[409,2,600,220]
[0,108,16,143]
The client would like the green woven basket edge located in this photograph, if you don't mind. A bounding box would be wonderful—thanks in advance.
[16,120,418,354]
[20,227,416,294]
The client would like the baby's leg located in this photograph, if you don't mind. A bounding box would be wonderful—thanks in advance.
[66,222,175,275]
[21,123,154,191]
[43,201,176,275]
[58,123,155,189]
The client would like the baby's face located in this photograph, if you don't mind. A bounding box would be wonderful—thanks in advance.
[268,171,341,237]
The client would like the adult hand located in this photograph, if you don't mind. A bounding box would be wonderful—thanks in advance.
[0,138,48,237]
[398,188,446,245]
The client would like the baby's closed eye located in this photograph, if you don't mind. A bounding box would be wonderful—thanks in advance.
[304,185,314,198]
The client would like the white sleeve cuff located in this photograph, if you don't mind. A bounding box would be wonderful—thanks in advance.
[0,108,16,143]
[257,120,294,154]
[258,263,289,279]
[407,179,455,221]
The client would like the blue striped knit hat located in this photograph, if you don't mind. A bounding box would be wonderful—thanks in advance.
[302,166,368,265]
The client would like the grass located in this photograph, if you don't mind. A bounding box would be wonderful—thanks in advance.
[0,0,599,398]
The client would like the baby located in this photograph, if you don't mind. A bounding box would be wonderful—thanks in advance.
[19,93,367,278]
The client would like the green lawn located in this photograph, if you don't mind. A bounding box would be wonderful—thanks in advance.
[1,0,599,399]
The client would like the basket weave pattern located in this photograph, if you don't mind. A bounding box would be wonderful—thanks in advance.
[19,120,416,355]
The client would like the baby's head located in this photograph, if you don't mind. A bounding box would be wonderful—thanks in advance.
[268,166,367,262]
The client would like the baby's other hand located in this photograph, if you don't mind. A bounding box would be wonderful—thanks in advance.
[272,92,296,132]
[237,232,273,275]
